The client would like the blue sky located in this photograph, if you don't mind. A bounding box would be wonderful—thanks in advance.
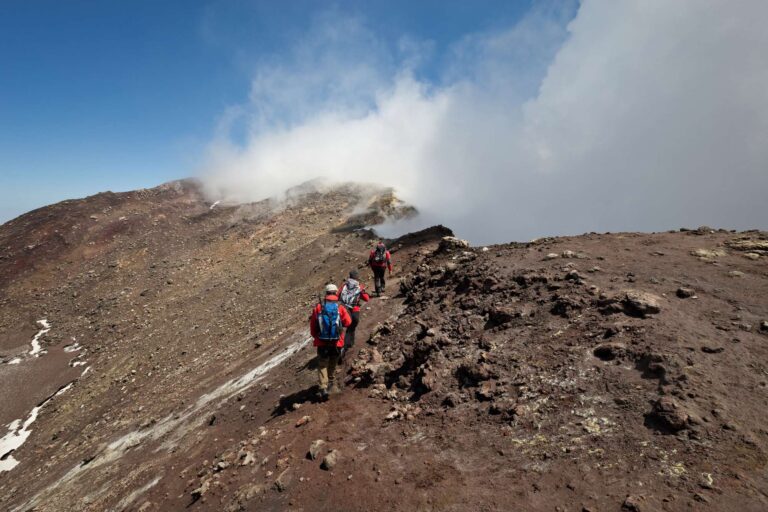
[0,0,538,223]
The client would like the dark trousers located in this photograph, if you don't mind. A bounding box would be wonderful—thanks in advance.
[345,310,360,348]
[372,266,386,294]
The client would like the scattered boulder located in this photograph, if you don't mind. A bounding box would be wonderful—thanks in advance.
[438,236,470,252]
[295,415,311,427]
[191,479,210,501]
[385,409,403,421]
[238,450,256,466]
[550,295,582,317]
[725,238,768,252]
[456,362,493,386]
[691,248,726,260]
[593,342,627,361]
[621,290,661,318]
[321,450,340,471]
[544,253,559,260]
[743,252,761,260]
[233,483,263,505]
[442,393,459,408]
[676,287,695,299]
[761,321,768,332]
[622,495,644,512]
[273,469,291,492]
[649,397,689,432]
[728,270,745,278]
[307,440,325,460]
[564,270,582,282]
[488,306,520,325]
[476,381,496,401]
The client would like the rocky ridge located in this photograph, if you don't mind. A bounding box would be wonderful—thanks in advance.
[0,181,767,511]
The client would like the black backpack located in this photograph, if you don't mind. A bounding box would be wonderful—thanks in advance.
[374,245,387,263]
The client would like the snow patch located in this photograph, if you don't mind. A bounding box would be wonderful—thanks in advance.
[0,382,73,473]
[7,358,22,365]
[29,319,51,357]
[209,200,221,210]
[64,343,82,353]
[13,333,312,511]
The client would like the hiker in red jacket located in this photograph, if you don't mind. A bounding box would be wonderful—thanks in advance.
[309,284,352,400]
[368,241,392,296]
[338,269,370,355]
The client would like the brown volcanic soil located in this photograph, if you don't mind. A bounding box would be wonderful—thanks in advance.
[1,183,767,512]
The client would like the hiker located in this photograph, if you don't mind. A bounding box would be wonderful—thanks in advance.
[368,241,392,296]
[309,283,352,400]
[338,269,370,355]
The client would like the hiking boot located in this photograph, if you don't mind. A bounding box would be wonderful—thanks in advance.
[318,388,330,402]
[328,382,341,395]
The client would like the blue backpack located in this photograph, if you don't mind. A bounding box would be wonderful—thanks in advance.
[317,300,342,342]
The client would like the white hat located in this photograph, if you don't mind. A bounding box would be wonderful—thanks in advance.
[324,283,338,294]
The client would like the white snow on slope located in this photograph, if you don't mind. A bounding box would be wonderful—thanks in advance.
[13,333,312,511]
[0,382,73,472]
[29,320,51,357]
[63,342,81,353]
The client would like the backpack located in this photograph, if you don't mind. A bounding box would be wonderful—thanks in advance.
[317,300,342,342]
[340,279,362,308]
[373,245,387,264]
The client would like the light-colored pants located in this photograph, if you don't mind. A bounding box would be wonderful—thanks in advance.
[317,347,338,391]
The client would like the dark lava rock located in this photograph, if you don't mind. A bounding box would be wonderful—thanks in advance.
[442,393,459,408]
[488,306,520,325]
[456,362,493,386]
[648,397,689,432]
[593,342,627,361]
[621,495,643,511]
[550,295,582,317]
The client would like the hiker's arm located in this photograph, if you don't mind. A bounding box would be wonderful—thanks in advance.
[360,289,370,302]
[340,305,352,327]
[309,309,318,337]
[387,252,393,272]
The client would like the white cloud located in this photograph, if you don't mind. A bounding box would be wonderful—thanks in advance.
[200,0,768,244]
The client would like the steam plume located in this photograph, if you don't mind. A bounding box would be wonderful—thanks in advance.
[200,0,768,244]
